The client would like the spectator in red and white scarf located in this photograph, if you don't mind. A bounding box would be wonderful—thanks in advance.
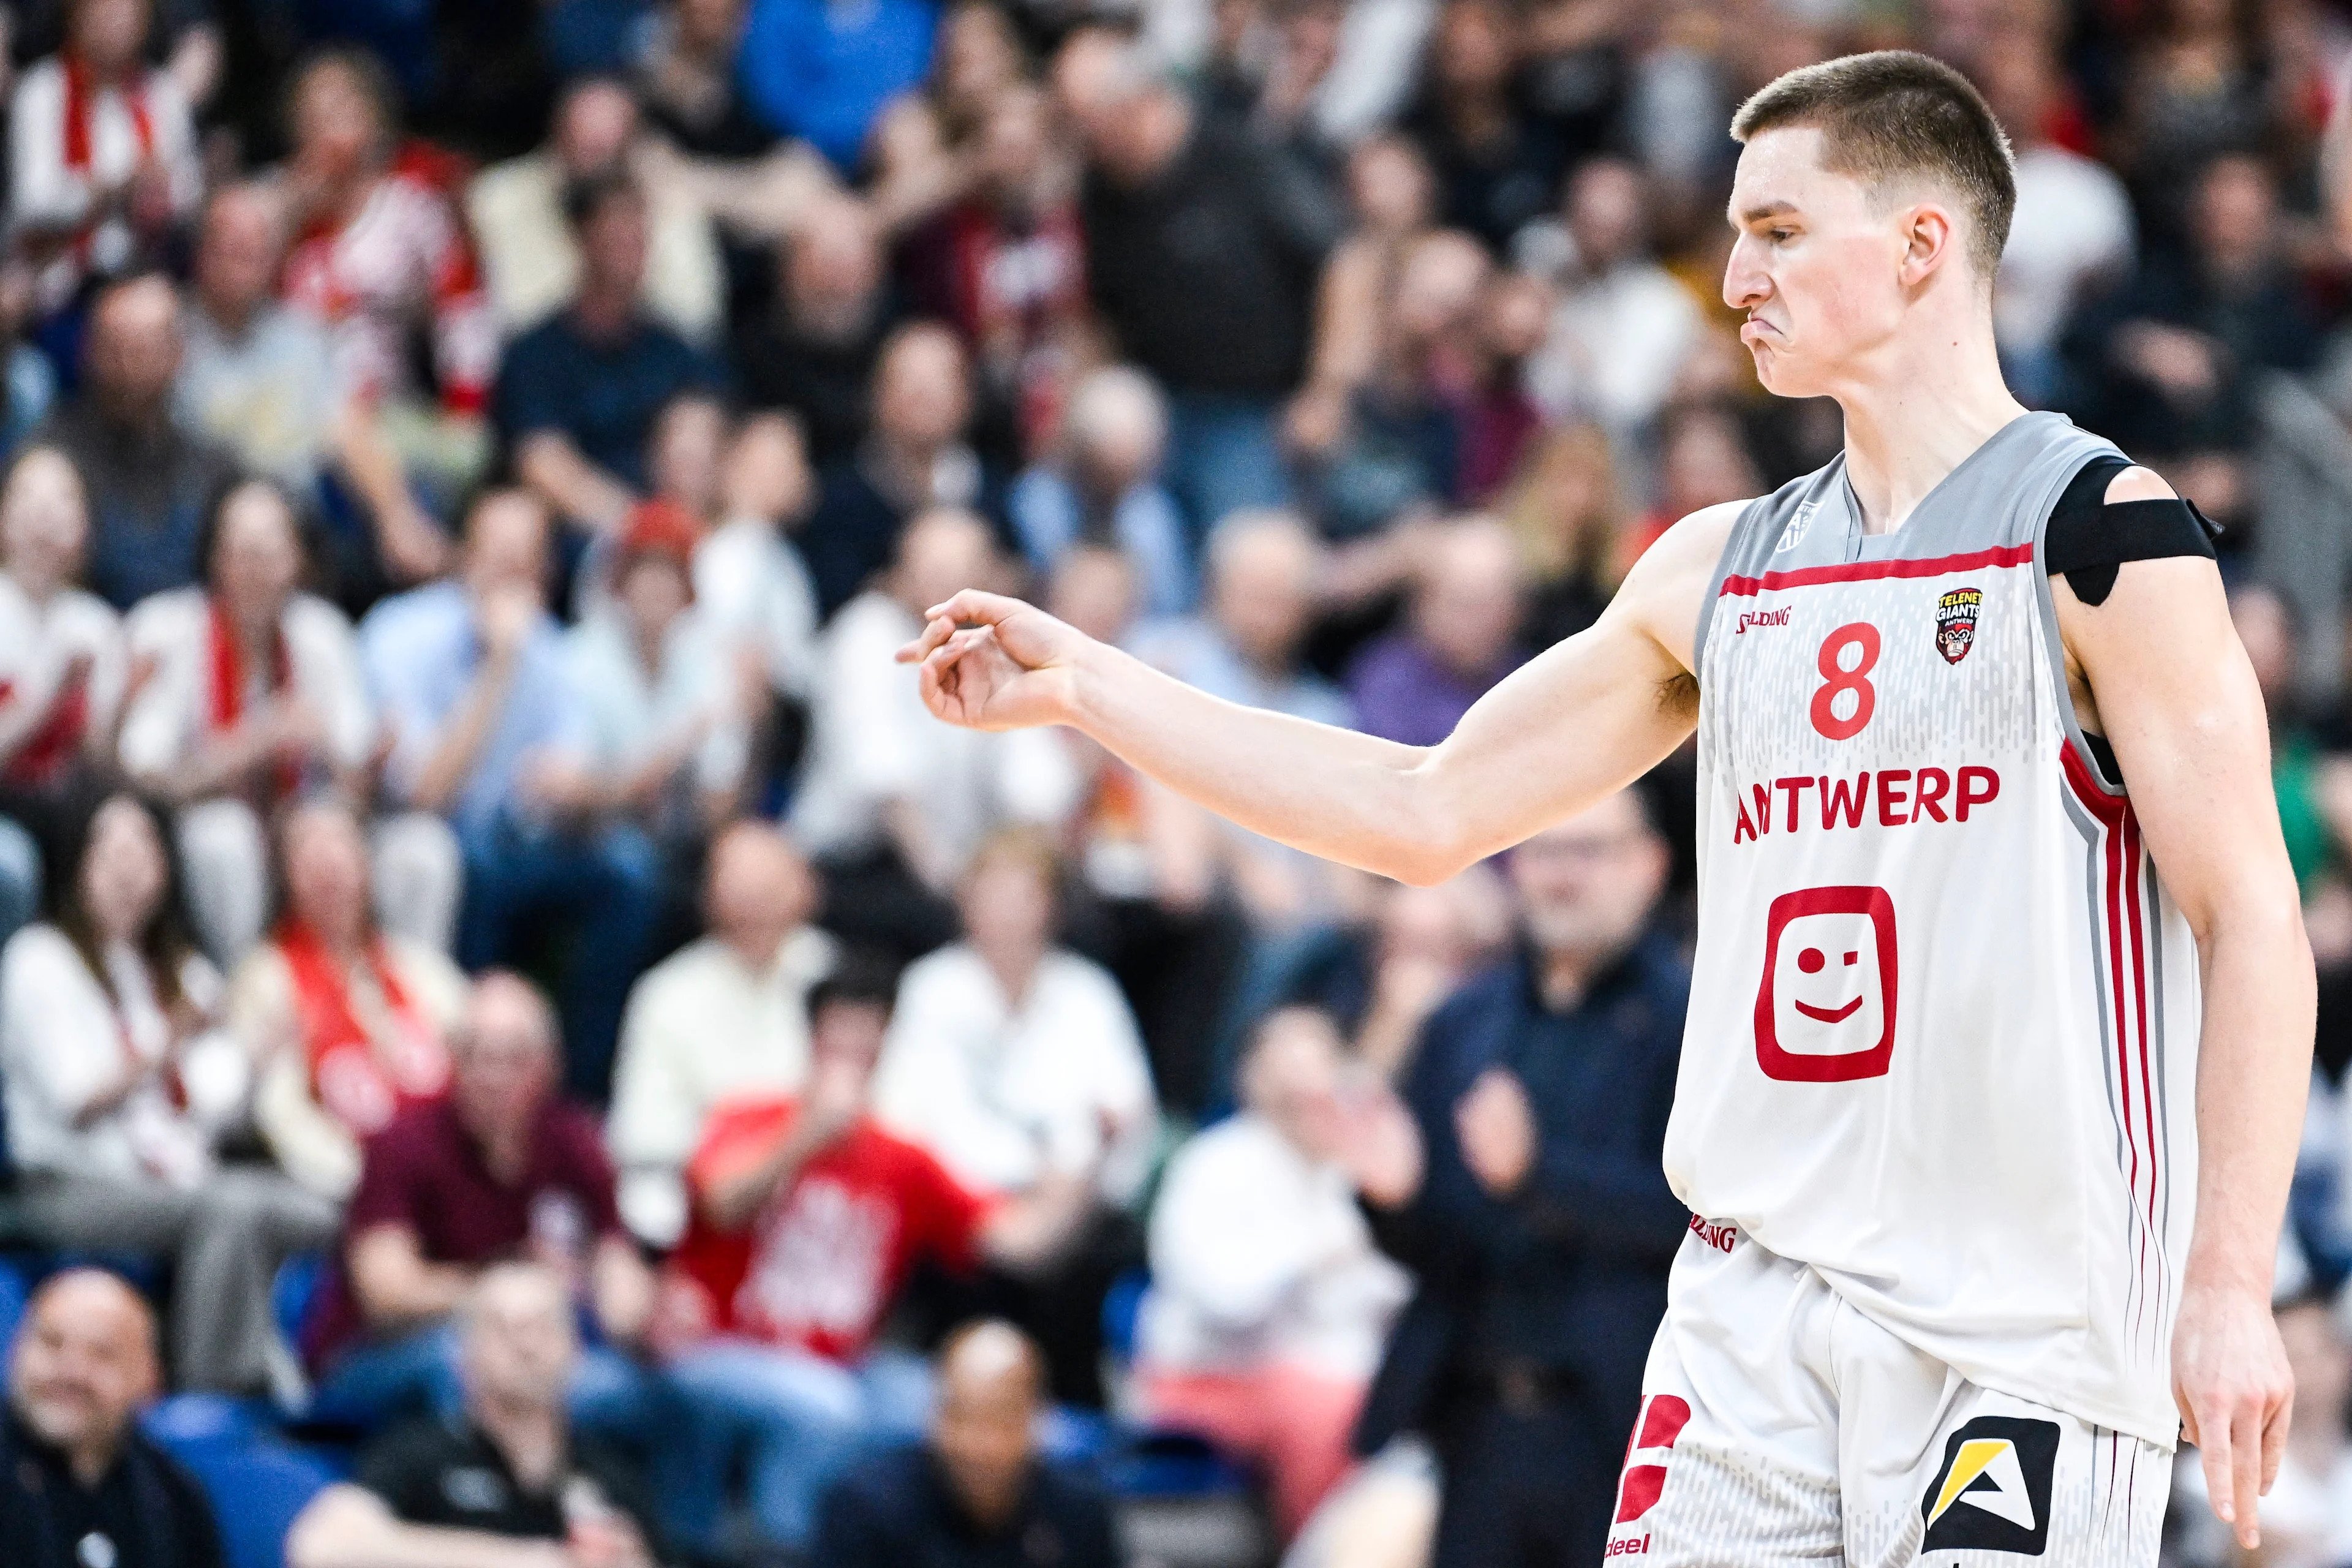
[276,50,497,488]
[231,796,469,1200]
[118,477,461,965]
[6,0,202,315]
[0,445,130,946]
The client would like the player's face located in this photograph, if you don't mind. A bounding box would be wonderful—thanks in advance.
[1724,127,1911,400]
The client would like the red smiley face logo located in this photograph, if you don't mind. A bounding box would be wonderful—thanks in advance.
[1755,886,1898,1082]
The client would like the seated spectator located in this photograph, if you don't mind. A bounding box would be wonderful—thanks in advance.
[1347,515,1527,747]
[893,79,1090,461]
[288,1263,662,1568]
[276,51,497,495]
[656,965,1094,1554]
[873,829,1158,1400]
[693,412,823,722]
[1,793,337,1395]
[1055,28,1332,533]
[792,507,1079,959]
[468,77,726,346]
[1398,0,1566,251]
[497,172,727,541]
[362,488,663,1099]
[2061,151,2320,489]
[811,1320,1121,1568]
[1,1269,228,1565]
[1133,509,1357,932]
[609,819,834,1247]
[1502,423,1626,650]
[230,799,470,1201]
[1310,229,1487,538]
[1976,35,2135,406]
[865,0,1030,235]
[1524,156,1702,449]
[303,972,658,1434]
[9,0,203,317]
[737,0,941,172]
[554,499,753,861]
[1289,132,1439,459]
[631,0,776,159]
[176,182,450,594]
[1342,789,1691,1568]
[116,478,447,966]
[802,319,1001,616]
[36,274,238,609]
[1009,364,1193,617]
[733,193,891,469]
[0,447,129,946]
[1138,1006,1411,1538]
[1456,267,1549,505]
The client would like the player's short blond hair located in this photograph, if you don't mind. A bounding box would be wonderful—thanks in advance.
[1731,50,2016,282]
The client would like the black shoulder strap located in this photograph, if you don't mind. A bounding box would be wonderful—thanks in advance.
[2044,455,2221,607]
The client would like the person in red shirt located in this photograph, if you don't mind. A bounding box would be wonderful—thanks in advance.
[303,971,658,1447]
[653,960,1090,1558]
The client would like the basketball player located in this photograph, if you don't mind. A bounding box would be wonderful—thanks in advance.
[900,51,2310,1567]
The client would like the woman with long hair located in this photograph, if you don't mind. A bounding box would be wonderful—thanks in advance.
[0,790,339,1395]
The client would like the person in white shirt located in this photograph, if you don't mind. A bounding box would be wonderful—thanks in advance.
[693,412,821,710]
[8,0,203,315]
[874,827,1159,1205]
[872,826,1159,1404]
[1522,157,1702,450]
[1977,36,2136,406]
[0,792,338,1395]
[792,508,1080,958]
[608,819,835,1246]
[1137,1005,1411,1539]
[553,497,753,846]
[118,477,461,963]
[0,445,130,941]
[230,797,470,1201]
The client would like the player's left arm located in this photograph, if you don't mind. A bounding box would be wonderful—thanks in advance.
[2058,467,2313,1554]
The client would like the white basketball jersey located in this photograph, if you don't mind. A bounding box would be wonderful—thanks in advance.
[1672,413,2199,1446]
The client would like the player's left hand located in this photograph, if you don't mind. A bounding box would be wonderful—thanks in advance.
[2173,1276,2294,1552]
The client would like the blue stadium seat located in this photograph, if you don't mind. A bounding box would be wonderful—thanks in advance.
[273,1252,328,1352]
[0,1254,28,1351]
[145,1398,336,1568]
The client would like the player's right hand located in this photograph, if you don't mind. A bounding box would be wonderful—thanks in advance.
[897,589,1088,732]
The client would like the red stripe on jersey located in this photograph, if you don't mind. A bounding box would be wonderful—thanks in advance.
[1718,543,2035,598]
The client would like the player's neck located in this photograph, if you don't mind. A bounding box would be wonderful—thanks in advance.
[1834,318,2024,537]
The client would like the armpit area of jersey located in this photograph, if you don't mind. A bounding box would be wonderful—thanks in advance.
[2043,455,2221,607]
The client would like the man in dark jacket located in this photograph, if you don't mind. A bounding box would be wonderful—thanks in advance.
[1,1270,228,1568]
[1343,785,1690,1568]
[812,1319,1120,1568]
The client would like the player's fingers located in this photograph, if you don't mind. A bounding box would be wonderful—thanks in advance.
[2230,1396,2266,1548]
[894,613,957,664]
[2261,1380,2293,1495]
[2197,1403,2235,1525]
[923,588,1024,627]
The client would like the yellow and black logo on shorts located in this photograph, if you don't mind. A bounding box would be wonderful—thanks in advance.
[1920,1415,2060,1555]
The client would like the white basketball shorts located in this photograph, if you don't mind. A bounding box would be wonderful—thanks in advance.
[1604,1219,2172,1567]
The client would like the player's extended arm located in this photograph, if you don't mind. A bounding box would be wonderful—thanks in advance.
[899,504,1740,884]
[2059,474,2313,1555]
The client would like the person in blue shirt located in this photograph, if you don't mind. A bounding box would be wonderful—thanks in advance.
[496,172,726,552]
[359,488,662,1100]
[738,0,941,173]
[1341,784,1690,1568]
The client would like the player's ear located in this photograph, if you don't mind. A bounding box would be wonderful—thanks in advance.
[1894,201,1959,290]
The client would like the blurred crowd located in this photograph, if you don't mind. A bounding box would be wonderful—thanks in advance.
[6,0,2352,1564]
